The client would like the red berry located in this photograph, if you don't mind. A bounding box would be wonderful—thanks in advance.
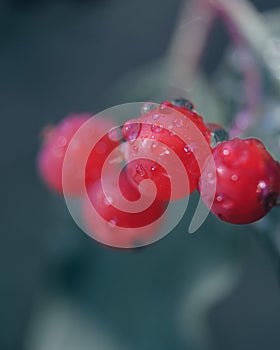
[122,102,211,200]
[83,169,166,248]
[37,114,90,194]
[38,114,120,195]
[199,138,280,224]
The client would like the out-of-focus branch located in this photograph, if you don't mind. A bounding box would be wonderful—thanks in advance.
[206,0,280,136]
[166,0,216,96]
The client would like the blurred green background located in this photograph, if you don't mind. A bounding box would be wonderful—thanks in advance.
[1,0,280,349]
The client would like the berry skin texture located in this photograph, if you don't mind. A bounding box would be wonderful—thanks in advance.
[122,102,211,200]
[199,138,280,224]
[83,170,166,248]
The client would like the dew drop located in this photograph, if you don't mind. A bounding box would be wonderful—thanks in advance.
[136,164,146,177]
[123,123,141,140]
[152,113,160,120]
[173,118,183,127]
[164,148,170,155]
[151,124,164,133]
[151,164,157,171]
[223,149,229,156]
[159,103,170,114]
[258,180,267,190]
[231,174,238,181]
[108,218,117,227]
[207,172,216,184]
[140,102,157,115]
[216,195,223,202]
[184,145,191,153]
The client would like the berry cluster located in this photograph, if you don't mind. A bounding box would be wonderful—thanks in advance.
[37,99,280,246]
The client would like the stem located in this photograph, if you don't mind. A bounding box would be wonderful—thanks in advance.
[166,0,216,95]
[208,0,280,136]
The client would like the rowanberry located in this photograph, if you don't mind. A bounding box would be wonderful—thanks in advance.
[199,138,280,224]
[38,114,120,196]
[83,169,166,248]
[122,102,211,200]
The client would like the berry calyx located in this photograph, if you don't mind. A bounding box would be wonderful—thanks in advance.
[199,138,280,224]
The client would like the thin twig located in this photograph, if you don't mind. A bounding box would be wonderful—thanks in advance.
[166,0,216,96]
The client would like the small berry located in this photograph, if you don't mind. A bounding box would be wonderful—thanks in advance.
[122,102,211,200]
[199,138,280,224]
[83,170,166,248]
[37,114,90,194]
[38,114,120,195]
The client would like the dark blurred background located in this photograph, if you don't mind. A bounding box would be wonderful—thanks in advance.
[1,0,280,350]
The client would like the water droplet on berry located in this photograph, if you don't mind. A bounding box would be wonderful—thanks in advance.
[151,124,164,133]
[151,164,157,171]
[140,102,157,115]
[136,164,146,177]
[169,130,176,136]
[173,118,183,127]
[258,180,267,190]
[152,113,160,120]
[231,174,238,181]
[216,195,223,202]
[151,142,158,149]
[207,172,216,184]
[123,122,141,140]
[223,149,229,156]
[108,218,117,227]
[184,145,191,153]
[159,103,170,113]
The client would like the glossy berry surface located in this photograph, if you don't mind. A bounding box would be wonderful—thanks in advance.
[199,138,280,224]
[83,170,166,248]
[122,102,211,200]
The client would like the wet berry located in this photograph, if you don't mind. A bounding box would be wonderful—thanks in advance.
[199,138,280,224]
[37,114,90,194]
[83,170,166,248]
[122,103,211,200]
